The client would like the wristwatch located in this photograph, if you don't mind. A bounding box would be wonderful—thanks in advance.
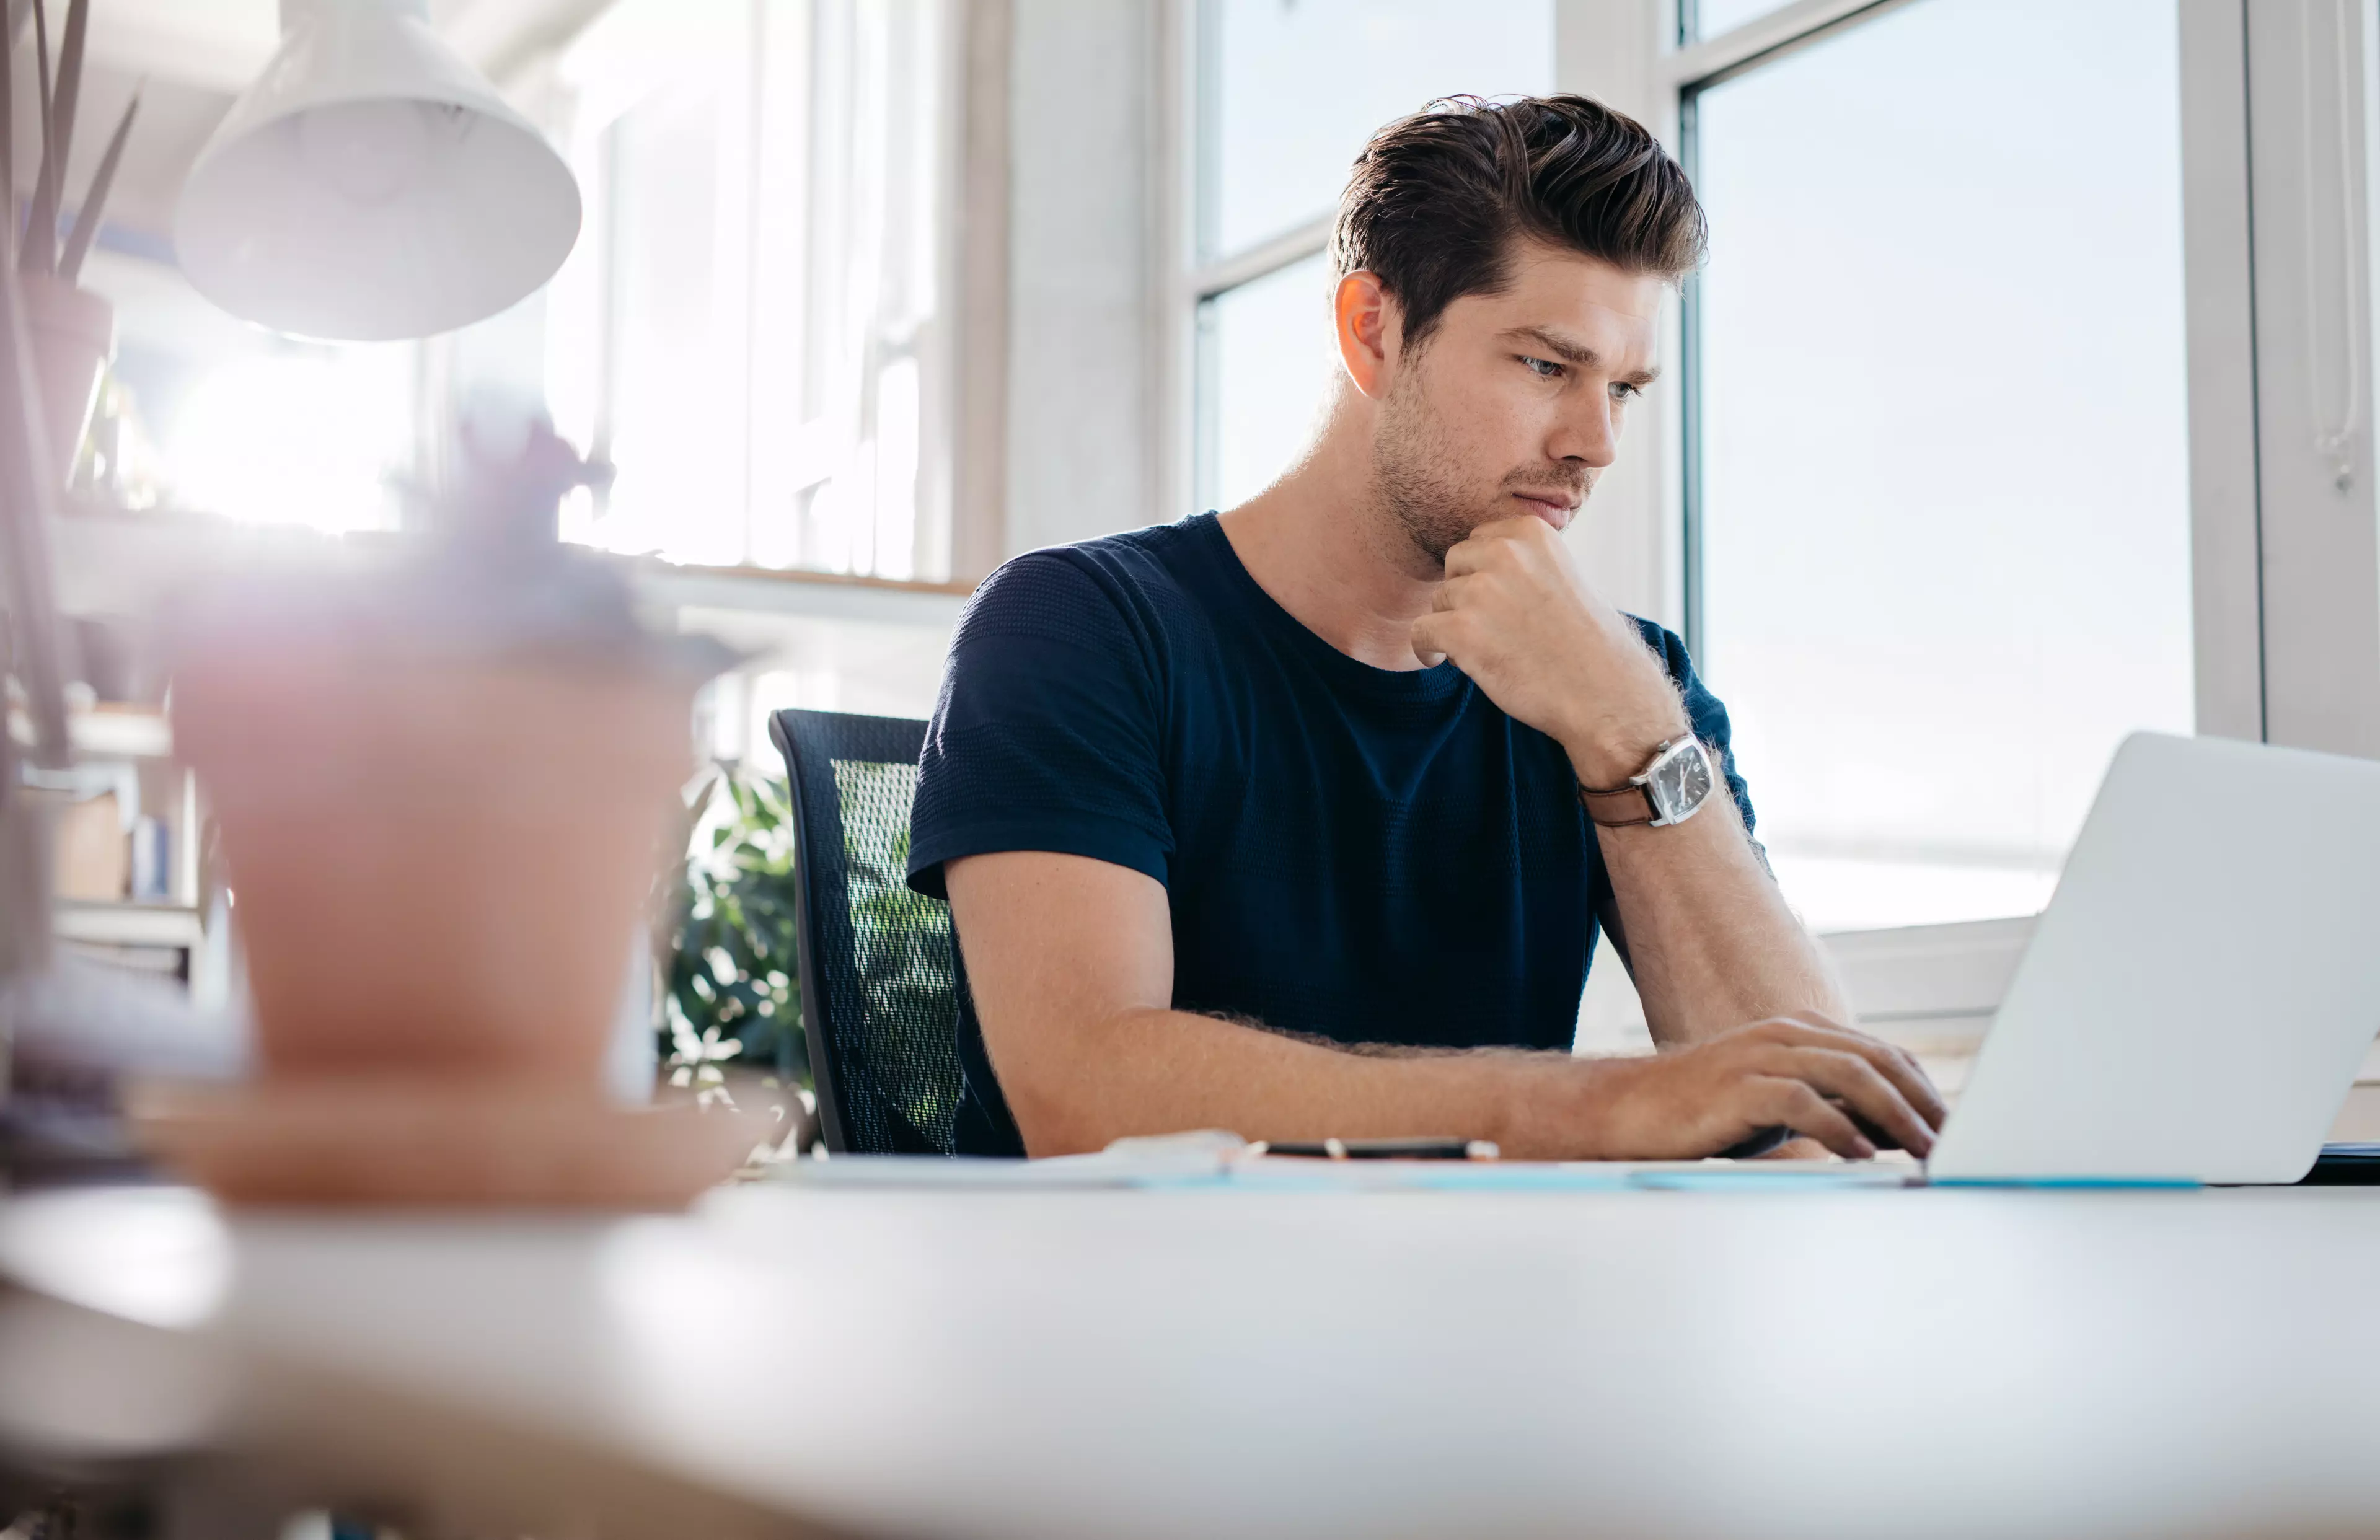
[1577,737,1717,829]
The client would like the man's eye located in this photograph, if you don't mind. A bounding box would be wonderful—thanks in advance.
[1610,380,1643,402]
[1522,356,1564,379]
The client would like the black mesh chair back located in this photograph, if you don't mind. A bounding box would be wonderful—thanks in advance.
[767,708,963,1155]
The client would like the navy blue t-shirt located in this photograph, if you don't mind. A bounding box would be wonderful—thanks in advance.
[907,513,1756,1156]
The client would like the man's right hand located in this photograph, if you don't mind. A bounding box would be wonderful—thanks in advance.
[1559,1014,1946,1161]
[950,850,1945,1161]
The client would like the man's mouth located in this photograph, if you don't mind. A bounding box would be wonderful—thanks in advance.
[1509,490,1580,529]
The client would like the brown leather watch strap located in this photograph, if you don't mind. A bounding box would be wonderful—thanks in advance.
[1576,780,1658,828]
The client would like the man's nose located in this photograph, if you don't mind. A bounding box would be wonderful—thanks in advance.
[1548,395,1620,469]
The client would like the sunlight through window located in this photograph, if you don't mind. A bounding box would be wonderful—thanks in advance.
[164,350,416,535]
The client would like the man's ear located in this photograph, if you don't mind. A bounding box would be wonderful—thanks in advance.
[1334,270,1399,400]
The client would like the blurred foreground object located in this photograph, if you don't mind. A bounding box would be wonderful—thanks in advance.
[0,7,182,1179]
[175,0,581,341]
[126,1077,767,1207]
[9,0,145,480]
[7,0,585,1184]
[148,420,754,1205]
[1,229,82,1097]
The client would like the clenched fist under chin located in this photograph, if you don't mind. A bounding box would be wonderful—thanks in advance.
[1408,516,1691,786]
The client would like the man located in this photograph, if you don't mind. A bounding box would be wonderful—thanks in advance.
[907,94,1944,1161]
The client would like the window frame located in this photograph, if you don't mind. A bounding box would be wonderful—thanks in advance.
[507,0,1008,589]
[1158,0,1571,519]
[1659,0,2380,757]
[1576,0,2283,749]
[1561,0,2380,1047]
[1667,1,1916,659]
[1160,0,1343,516]
[1656,0,2266,731]
[1186,214,1337,512]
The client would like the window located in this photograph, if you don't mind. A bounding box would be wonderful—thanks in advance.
[1680,0,1800,45]
[1684,0,2194,933]
[1197,252,1333,513]
[84,249,421,535]
[1188,0,1555,511]
[152,342,420,535]
[548,0,953,578]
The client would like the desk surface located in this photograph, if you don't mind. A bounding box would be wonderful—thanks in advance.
[3,1180,2379,1540]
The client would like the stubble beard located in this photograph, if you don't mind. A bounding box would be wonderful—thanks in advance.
[1370,367,1481,570]
[1370,363,1595,570]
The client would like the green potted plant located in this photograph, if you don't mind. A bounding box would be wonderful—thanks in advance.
[661,765,807,1088]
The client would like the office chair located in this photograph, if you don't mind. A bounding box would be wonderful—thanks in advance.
[766,708,964,1155]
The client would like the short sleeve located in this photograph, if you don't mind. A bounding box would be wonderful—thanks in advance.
[907,552,1175,899]
[1631,616,1760,841]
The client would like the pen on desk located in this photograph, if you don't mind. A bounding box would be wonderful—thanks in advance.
[1248,1137,1501,1161]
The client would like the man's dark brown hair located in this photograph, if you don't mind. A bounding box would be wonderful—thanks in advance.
[1331,94,1706,349]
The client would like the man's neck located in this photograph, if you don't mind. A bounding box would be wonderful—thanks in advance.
[1215,410,1441,672]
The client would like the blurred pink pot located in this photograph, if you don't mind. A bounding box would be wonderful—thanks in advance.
[172,641,695,1088]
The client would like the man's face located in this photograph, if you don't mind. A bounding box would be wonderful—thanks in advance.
[1371,242,1665,565]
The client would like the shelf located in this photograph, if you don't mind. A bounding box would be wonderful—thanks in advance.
[631,558,974,630]
[45,508,975,634]
[52,900,203,949]
[9,705,174,759]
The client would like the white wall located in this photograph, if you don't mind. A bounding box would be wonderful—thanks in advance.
[1002,0,1161,559]
[1552,0,1675,633]
[651,2,1173,726]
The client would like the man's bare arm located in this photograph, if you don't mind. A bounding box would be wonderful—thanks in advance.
[945,849,1939,1160]
[1593,794,1858,1163]
[1411,517,1853,1050]
[1596,789,1848,1049]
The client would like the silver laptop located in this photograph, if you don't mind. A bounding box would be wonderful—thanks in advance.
[1924,732,2380,1184]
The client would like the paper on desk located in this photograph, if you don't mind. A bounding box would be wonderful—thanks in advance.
[770,1130,1920,1192]
[772,1129,1246,1188]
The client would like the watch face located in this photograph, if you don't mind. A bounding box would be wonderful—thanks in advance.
[1649,741,1714,822]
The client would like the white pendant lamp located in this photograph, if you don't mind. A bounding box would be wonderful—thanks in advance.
[174,0,581,341]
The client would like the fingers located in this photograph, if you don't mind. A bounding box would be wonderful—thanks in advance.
[1409,611,1454,667]
[1756,1044,1936,1157]
[1411,600,1501,666]
[1742,1013,1948,1133]
[1866,1034,1947,1131]
[1442,517,1546,576]
[1746,1078,1874,1161]
[1429,572,1519,617]
[1443,540,1490,579]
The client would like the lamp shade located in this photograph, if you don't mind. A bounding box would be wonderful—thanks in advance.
[174,0,581,341]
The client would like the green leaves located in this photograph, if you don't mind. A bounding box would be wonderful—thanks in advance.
[828,760,962,1142]
[658,754,958,1148]
[660,763,806,1092]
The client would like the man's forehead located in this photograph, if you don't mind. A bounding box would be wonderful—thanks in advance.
[1498,243,1667,327]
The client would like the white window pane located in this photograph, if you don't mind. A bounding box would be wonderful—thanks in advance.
[1199,253,1336,510]
[784,0,946,578]
[1201,0,1554,260]
[1693,0,2192,933]
[162,346,414,534]
[594,82,744,567]
[1690,0,1796,43]
[552,0,947,577]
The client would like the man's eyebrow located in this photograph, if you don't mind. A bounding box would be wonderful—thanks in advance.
[1503,326,1659,384]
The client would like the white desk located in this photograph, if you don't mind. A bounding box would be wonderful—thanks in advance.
[3,1180,2379,1539]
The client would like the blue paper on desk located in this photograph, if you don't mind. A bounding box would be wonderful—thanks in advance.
[1223,1160,1912,1193]
[771,1132,1919,1193]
